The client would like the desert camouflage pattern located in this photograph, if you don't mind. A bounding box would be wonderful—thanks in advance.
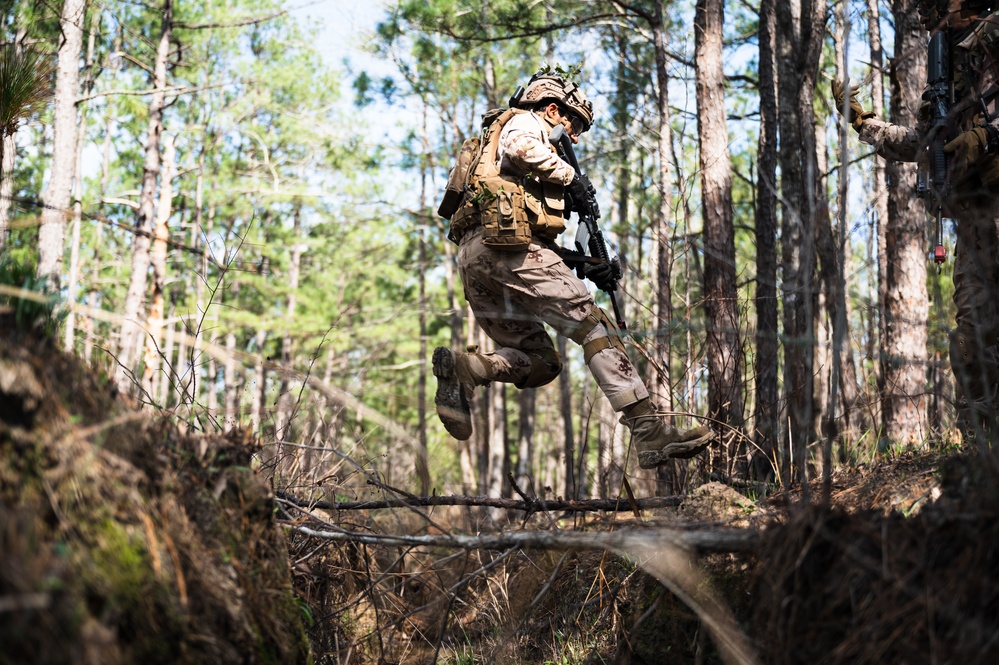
[497,111,576,186]
[858,119,924,162]
[458,226,648,410]
[858,22,999,440]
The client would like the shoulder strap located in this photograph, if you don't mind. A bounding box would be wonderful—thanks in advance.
[468,108,525,184]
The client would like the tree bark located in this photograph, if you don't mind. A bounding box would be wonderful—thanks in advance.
[276,204,303,464]
[142,134,176,401]
[515,387,536,496]
[117,0,173,389]
[866,0,890,412]
[695,0,744,477]
[37,0,86,288]
[776,0,826,492]
[883,0,929,447]
[651,1,674,407]
[63,11,99,353]
[558,334,575,499]
[752,0,780,480]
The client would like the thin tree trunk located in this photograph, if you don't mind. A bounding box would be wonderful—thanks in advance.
[251,327,268,436]
[37,0,86,288]
[883,0,929,447]
[117,0,173,389]
[142,134,176,402]
[830,3,861,468]
[84,24,120,365]
[0,26,23,251]
[0,133,15,252]
[276,205,303,464]
[558,334,575,499]
[695,0,744,477]
[224,327,238,432]
[777,0,826,494]
[651,1,674,407]
[867,0,890,428]
[753,0,780,480]
[487,381,506,519]
[515,387,536,496]
[416,102,432,495]
[63,10,98,353]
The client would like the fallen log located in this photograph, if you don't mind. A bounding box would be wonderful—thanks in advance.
[276,491,683,514]
[288,522,760,555]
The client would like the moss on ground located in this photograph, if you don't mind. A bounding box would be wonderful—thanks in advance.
[0,322,312,665]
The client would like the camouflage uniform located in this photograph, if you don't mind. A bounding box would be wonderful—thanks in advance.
[434,74,712,466]
[458,110,648,410]
[857,12,999,439]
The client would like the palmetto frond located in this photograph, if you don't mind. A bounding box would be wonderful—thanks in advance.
[0,44,55,139]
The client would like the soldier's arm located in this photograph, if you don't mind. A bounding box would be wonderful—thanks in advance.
[858,118,923,162]
[498,116,575,185]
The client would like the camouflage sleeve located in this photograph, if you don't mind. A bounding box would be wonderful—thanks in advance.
[498,113,576,185]
[858,118,923,162]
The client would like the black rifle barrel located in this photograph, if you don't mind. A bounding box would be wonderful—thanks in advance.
[548,125,626,330]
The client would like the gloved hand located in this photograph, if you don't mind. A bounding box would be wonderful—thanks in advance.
[576,261,617,292]
[832,79,876,132]
[944,127,989,180]
[567,175,588,206]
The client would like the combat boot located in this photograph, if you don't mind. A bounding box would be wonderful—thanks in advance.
[432,346,491,440]
[621,399,714,469]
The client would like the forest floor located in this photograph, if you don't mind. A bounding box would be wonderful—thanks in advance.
[2,315,998,664]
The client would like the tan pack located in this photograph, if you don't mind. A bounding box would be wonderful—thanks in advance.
[443,107,567,249]
[437,136,480,220]
[443,108,529,249]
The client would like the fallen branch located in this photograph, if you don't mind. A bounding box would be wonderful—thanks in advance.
[288,523,760,555]
[276,490,683,514]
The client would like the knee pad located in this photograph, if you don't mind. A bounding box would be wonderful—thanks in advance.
[566,305,626,364]
[515,347,562,389]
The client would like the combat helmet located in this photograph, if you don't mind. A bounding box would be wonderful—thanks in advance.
[520,72,594,132]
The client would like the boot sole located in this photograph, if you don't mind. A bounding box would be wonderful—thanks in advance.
[637,432,713,469]
[432,347,473,440]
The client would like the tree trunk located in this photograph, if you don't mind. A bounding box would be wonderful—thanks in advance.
[224,327,238,432]
[37,0,86,288]
[777,0,826,493]
[866,0,890,421]
[416,102,432,495]
[276,204,303,468]
[752,0,780,480]
[883,0,929,447]
[251,328,268,437]
[651,1,674,407]
[515,387,536,496]
[63,10,98,353]
[695,0,744,477]
[142,134,176,402]
[117,0,173,389]
[558,334,575,499]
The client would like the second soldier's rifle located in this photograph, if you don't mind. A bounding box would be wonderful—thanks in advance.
[920,27,952,266]
[548,124,626,330]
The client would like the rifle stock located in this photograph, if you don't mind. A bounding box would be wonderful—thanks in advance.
[548,125,626,330]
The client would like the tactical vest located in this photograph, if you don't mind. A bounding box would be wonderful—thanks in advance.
[439,108,566,249]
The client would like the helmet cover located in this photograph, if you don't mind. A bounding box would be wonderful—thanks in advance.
[520,73,594,131]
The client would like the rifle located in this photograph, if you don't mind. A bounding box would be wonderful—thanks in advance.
[548,124,626,330]
[920,29,952,266]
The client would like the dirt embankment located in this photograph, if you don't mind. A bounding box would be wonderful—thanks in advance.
[0,321,310,665]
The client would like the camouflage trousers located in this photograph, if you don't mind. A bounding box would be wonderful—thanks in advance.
[458,226,648,411]
[950,197,999,444]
